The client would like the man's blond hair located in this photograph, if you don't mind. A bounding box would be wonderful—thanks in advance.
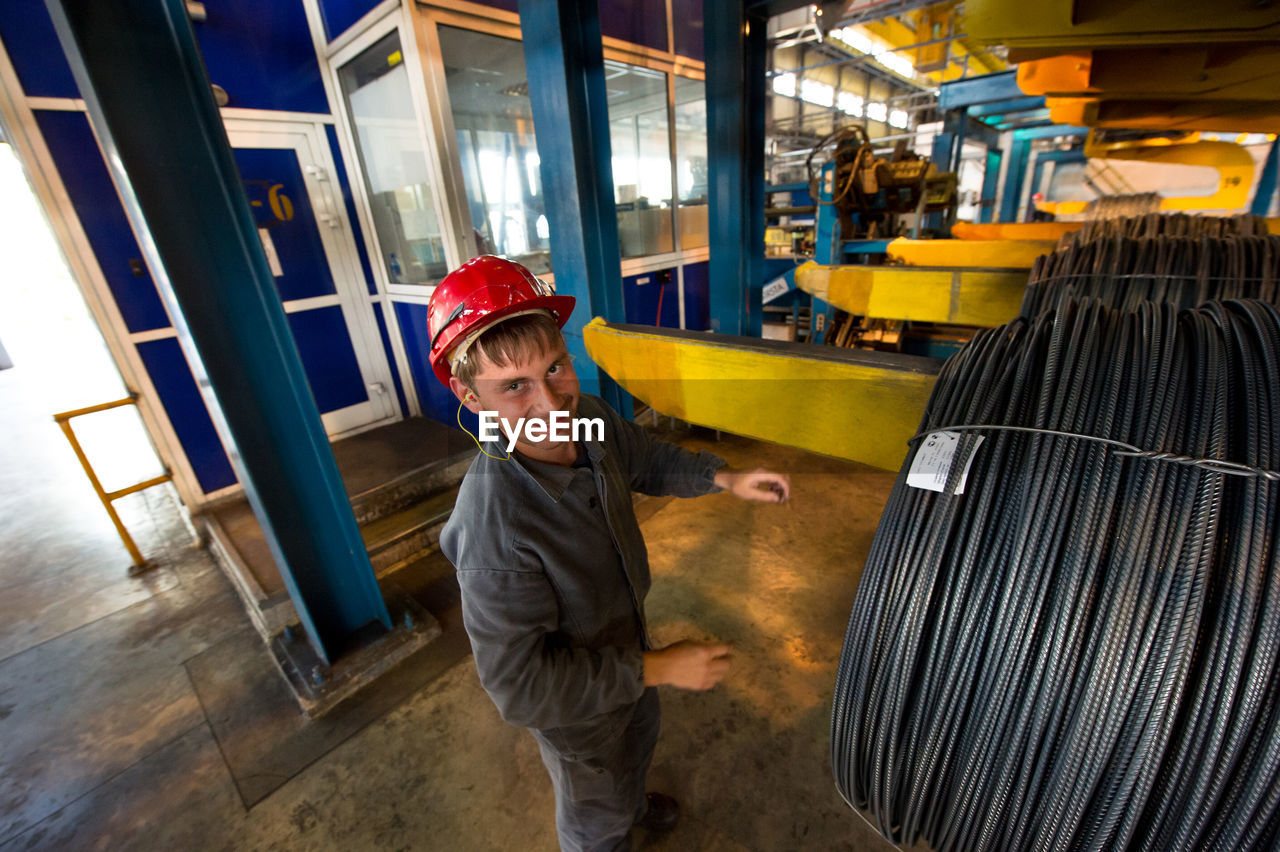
[453,312,564,388]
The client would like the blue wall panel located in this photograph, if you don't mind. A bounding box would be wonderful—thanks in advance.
[317,0,384,42]
[681,261,710,331]
[600,0,667,52]
[34,111,171,333]
[373,302,408,416]
[191,0,329,114]
[285,306,369,414]
[325,125,378,295]
[672,0,704,61]
[233,147,339,302]
[136,338,237,494]
[393,300,473,433]
[623,268,679,327]
[0,3,78,98]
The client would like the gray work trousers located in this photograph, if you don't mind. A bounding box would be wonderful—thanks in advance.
[532,688,661,852]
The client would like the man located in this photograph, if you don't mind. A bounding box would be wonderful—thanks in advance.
[431,256,791,852]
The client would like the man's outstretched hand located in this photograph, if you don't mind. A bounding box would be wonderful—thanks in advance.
[714,467,791,503]
[643,641,732,690]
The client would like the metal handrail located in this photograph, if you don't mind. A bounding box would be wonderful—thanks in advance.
[52,395,171,570]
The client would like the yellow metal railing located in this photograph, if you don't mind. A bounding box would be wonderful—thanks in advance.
[52,396,171,570]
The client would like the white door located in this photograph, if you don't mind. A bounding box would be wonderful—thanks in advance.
[225,120,398,436]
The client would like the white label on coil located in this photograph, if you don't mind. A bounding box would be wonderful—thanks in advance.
[907,431,984,495]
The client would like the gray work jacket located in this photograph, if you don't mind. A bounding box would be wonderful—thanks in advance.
[440,394,726,758]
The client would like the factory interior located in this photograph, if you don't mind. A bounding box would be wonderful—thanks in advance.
[1,0,1279,849]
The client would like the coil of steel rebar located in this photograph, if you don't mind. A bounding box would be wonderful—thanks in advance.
[1065,213,1269,245]
[1082,192,1163,220]
[831,298,1280,851]
[1021,233,1280,316]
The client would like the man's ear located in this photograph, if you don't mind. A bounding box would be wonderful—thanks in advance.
[449,376,482,414]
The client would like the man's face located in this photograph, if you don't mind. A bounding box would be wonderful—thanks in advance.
[452,337,581,456]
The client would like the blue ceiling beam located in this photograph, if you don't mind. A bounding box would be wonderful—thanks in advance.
[939,70,1023,111]
[44,0,390,664]
[1013,124,1091,141]
[969,95,1046,117]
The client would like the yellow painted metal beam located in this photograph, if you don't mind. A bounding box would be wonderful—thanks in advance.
[965,0,1280,48]
[859,19,1002,86]
[794,261,1027,328]
[886,237,1057,269]
[1018,48,1280,102]
[1049,97,1280,135]
[952,221,1081,241]
[1083,131,1255,210]
[581,319,938,472]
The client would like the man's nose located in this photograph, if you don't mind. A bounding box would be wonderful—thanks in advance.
[530,378,561,412]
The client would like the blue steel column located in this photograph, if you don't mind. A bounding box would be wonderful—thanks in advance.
[979,148,1002,223]
[45,0,390,664]
[705,3,767,337]
[1250,138,1279,216]
[999,137,1032,222]
[519,0,630,418]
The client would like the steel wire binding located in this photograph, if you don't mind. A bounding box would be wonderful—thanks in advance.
[908,424,1280,482]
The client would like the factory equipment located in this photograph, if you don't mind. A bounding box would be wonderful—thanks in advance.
[808,127,958,241]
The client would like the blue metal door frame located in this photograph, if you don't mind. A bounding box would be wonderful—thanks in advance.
[519,0,631,418]
[45,0,390,664]
[979,148,1003,223]
[1027,147,1086,215]
[998,137,1032,222]
[705,2,767,337]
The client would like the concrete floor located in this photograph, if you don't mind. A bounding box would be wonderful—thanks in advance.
[1,347,904,850]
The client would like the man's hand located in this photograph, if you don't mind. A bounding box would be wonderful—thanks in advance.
[643,641,732,690]
[714,468,791,503]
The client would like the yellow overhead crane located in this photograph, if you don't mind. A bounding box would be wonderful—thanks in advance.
[965,0,1280,137]
[964,0,1280,49]
[1018,48,1280,134]
[1033,130,1258,216]
[859,10,1004,84]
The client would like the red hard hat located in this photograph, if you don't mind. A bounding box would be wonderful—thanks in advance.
[426,255,575,386]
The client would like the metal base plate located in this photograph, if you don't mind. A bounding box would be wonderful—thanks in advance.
[269,582,442,718]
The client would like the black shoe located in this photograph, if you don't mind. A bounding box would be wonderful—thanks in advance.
[635,792,680,835]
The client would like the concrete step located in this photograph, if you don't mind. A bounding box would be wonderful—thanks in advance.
[200,417,473,644]
[362,485,459,575]
[349,453,470,527]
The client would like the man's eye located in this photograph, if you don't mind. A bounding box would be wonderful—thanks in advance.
[506,381,523,393]
[548,363,562,375]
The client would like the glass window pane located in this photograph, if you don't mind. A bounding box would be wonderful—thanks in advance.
[606,61,673,259]
[799,78,833,108]
[438,26,551,275]
[338,31,448,286]
[674,76,708,251]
